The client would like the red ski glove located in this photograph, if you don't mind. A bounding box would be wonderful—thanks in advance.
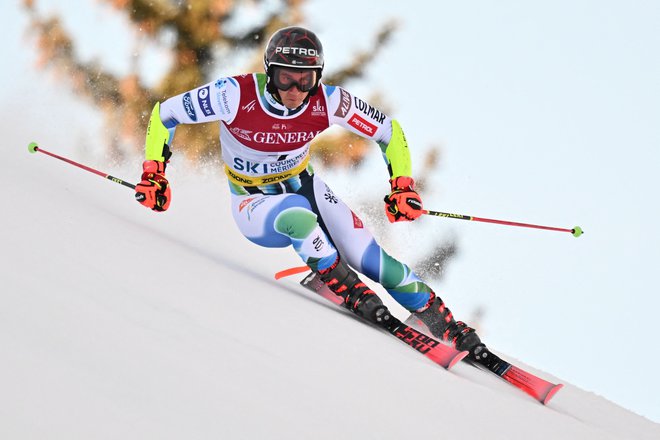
[135,160,171,212]
[384,176,423,222]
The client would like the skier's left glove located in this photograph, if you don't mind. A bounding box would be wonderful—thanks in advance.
[135,160,171,212]
[384,176,424,222]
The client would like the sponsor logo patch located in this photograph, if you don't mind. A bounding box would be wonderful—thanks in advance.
[275,47,319,57]
[354,97,386,124]
[348,114,377,136]
[230,127,253,141]
[232,150,307,175]
[261,174,291,184]
[239,197,256,212]
[242,99,257,113]
[250,130,321,145]
[226,168,254,185]
[394,327,439,354]
[182,92,197,121]
[247,197,267,221]
[312,235,325,252]
[216,89,231,115]
[311,102,326,117]
[334,89,352,118]
[351,211,364,229]
[197,86,215,117]
[324,185,338,204]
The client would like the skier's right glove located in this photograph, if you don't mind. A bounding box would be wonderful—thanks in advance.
[135,160,171,212]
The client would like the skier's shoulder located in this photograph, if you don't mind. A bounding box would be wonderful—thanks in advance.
[323,84,390,139]
[319,82,348,101]
[321,83,353,118]
[203,75,246,122]
[212,74,242,91]
[224,72,265,89]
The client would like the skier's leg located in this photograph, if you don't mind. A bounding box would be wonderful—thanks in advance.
[299,176,433,309]
[352,238,484,354]
[413,294,483,355]
[316,257,392,326]
[231,192,394,324]
[300,176,483,353]
[231,191,392,323]
[230,193,337,271]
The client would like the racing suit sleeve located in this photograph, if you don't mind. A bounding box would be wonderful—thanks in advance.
[144,77,241,161]
[324,84,412,178]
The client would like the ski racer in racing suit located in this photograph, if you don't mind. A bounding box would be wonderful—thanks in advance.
[135,26,485,359]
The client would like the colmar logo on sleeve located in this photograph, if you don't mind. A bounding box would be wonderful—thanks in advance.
[354,97,386,124]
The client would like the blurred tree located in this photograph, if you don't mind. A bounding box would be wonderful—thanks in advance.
[23,0,453,277]
[23,0,396,164]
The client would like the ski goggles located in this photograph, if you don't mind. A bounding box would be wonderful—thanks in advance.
[272,67,317,92]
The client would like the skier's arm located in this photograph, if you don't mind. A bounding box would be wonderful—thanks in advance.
[380,120,423,222]
[323,85,410,177]
[135,102,172,212]
[147,76,241,160]
[382,119,411,179]
[156,77,240,145]
[325,85,423,222]
[144,102,172,162]
[136,78,240,212]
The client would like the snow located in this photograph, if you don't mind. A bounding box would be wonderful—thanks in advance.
[2,144,659,440]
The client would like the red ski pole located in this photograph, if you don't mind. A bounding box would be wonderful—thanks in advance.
[28,142,136,190]
[423,209,583,238]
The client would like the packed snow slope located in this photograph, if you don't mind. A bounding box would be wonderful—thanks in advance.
[2,145,659,440]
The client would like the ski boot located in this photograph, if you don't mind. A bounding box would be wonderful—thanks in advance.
[318,258,392,327]
[414,292,485,361]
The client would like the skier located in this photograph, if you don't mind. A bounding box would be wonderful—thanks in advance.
[134,26,487,360]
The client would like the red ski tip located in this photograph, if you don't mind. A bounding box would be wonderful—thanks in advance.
[543,383,564,405]
[501,365,564,404]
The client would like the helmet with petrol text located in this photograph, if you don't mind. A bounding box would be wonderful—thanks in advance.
[264,26,324,96]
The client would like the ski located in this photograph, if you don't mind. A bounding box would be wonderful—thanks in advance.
[403,317,564,405]
[278,267,562,404]
[468,346,563,404]
[298,272,468,370]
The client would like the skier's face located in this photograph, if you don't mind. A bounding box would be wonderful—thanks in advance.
[278,87,308,109]
[274,67,316,109]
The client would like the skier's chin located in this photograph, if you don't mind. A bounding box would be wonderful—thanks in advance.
[280,92,307,109]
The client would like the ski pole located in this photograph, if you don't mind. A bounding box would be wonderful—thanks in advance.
[27,142,136,190]
[423,209,583,238]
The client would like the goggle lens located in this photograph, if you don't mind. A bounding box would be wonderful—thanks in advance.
[273,67,316,92]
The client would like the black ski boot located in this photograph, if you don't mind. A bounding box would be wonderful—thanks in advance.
[318,258,392,327]
[414,292,485,360]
